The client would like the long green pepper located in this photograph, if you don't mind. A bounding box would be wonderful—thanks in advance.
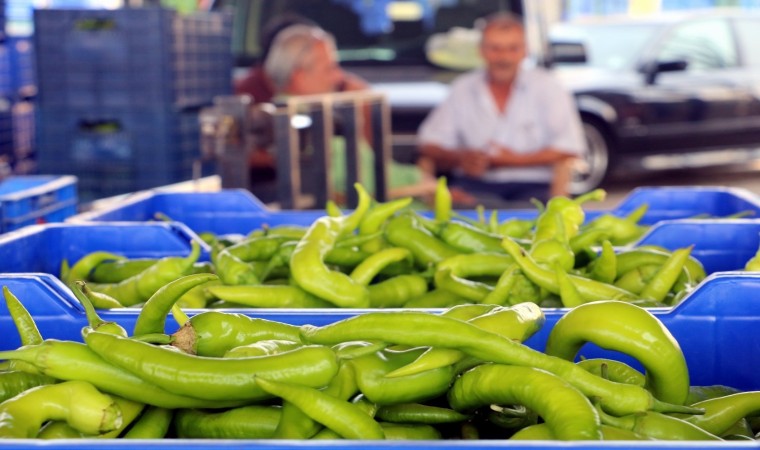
[300,311,701,416]
[84,329,339,402]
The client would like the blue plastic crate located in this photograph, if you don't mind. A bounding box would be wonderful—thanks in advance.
[71,186,760,237]
[35,105,202,202]
[33,8,233,109]
[2,218,760,289]
[69,189,329,235]
[634,218,760,274]
[0,175,77,232]
[0,222,207,274]
[0,271,756,450]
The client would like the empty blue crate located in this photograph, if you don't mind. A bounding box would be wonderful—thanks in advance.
[0,175,78,232]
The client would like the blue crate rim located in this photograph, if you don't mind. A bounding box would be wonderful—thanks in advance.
[0,175,77,202]
[2,197,78,226]
[68,187,270,223]
[0,220,210,251]
[617,184,760,212]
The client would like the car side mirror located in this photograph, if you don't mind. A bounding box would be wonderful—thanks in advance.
[642,59,688,84]
[548,41,588,65]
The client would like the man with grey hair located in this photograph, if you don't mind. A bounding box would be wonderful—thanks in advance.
[265,24,363,97]
[263,24,436,203]
[418,12,586,205]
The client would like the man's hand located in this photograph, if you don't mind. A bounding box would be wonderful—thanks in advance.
[460,150,490,177]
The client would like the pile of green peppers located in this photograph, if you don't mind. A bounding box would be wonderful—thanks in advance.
[61,181,712,309]
[1,283,758,441]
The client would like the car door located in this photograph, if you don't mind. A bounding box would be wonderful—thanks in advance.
[625,17,756,155]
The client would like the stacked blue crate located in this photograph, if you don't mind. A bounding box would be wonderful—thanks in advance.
[7,36,34,99]
[5,37,35,174]
[33,8,233,202]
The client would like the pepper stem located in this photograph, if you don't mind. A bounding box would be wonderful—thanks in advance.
[171,304,189,327]
[132,333,174,345]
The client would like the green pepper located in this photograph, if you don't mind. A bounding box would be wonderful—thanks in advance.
[89,258,157,284]
[678,392,760,436]
[290,216,369,307]
[300,311,699,416]
[368,274,429,308]
[349,347,455,405]
[576,358,646,387]
[122,406,173,439]
[0,381,121,438]
[206,284,334,308]
[449,364,602,440]
[65,251,126,284]
[402,288,466,308]
[639,246,693,304]
[350,247,412,285]
[71,281,128,337]
[595,402,720,440]
[3,286,43,346]
[174,405,281,439]
[133,273,220,336]
[434,176,452,222]
[170,310,301,357]
[588,240,617,284]
[256,377,385,440]
[89,241,202,306]
[438,220,505,254]
[502,237,637,303]
[84,329,339,402]
[358,197,413,253]
[376,403,469,424]
[545,300,690,405]
[0,370,55,403]
[0,340,242,409]
[387,302,544,378]
[582,203,649,246]
[385,212,460,268]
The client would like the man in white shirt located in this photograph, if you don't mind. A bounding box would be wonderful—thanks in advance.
[418,12,586,204]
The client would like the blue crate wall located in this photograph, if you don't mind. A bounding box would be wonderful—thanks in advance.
[0,97,12,165]
[7,37,35,100]
[11,100,34,173]
[0,0,5,42]
[33,8,233,110]
[0,44,12,100]
[36,105,201,202]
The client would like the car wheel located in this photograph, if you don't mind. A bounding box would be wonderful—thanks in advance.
[569,119,611,196]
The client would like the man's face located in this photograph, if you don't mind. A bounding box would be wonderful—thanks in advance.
[480,26,526,85]
[292,40,343,95]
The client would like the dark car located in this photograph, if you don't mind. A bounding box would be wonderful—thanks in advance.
[549,11,760,193]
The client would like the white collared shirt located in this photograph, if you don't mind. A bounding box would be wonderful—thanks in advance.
[417,66,586,183]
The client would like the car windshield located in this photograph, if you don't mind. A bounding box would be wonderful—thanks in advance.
[551,22,663,70]
[224,0,520,68]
